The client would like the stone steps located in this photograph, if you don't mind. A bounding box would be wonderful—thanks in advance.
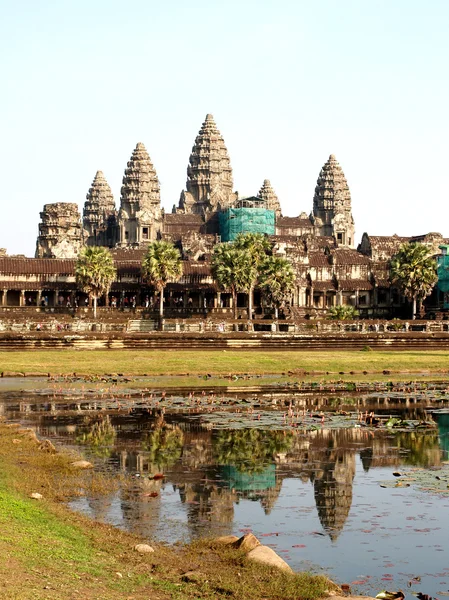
[127,320,159,332]
[1,332,449,352]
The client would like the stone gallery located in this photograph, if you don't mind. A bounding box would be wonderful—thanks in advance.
[0,114,446,317]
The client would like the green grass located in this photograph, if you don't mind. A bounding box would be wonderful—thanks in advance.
[1,348,449,378]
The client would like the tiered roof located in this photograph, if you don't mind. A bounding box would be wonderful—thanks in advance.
[313,154,351,214]
[185,114,234,211]
[258,179,281,216]
[120,142,160,211]
[83,171,116,226]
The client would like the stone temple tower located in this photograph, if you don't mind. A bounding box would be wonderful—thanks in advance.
[83,171,117,247]
[312,154,355,247]
[258,179,282,217]
[177,114,237,216]
[117,142,162,247]
[35,203,83,258]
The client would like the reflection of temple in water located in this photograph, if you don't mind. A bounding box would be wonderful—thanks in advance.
[313,446,355,541]
[5,398,444,542]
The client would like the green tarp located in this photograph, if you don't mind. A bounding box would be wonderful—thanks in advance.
[219,207,275,242]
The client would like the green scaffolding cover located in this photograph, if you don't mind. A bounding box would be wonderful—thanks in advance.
[437,246,449,294]
[219,207,275,242]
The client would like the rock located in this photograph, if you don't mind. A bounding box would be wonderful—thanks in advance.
[71,460,93,469]
[214,535,239,545]
[30,493,43,500]
[12,439,21,444]
[134,544,154,554]
[246,545,293,573]
[18,429,38,442]
[233,532,261,553]
[38,439,56,453]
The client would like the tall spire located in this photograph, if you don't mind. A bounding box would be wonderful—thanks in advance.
[118,143,162,246]
[85,171,115,210]
[258,179,281,217]
[312,154,354,247]
[120,142,160,212]
[178,114,236,215]
[83,171,117,247]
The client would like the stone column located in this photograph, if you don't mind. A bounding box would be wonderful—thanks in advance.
[2,290,7,306]
[37,290,42,306]
[338,291,343,306]
[54,289,59,307]
[20,290,25,307]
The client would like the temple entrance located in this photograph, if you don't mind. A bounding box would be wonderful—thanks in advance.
[6,291,20,306]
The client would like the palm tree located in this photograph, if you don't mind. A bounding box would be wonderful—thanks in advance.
[142,240,183,321]
[211,243,249,319]
[75,246,116,319]
[327,305,359,320]
[259,255,295,319]
[234,233,272,320]
[390,242,438,319]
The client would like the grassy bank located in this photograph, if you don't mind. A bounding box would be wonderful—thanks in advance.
[0,421,335,600]
[1,349,449,378]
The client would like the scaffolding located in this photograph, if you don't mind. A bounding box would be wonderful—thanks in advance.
[437,245,449,308]
[219,199,275,242]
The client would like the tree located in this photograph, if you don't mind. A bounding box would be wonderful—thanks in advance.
[390,242,438,319]
[211,243,250,319]
[233,232,272,320]
[75,246,116,319]
[327,305,359,320]
[259,255,295,319]
[142,240,183,321]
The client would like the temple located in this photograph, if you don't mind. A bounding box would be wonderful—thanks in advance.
[0,113,445,316]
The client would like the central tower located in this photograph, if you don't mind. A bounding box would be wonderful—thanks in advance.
[177,114,236,216]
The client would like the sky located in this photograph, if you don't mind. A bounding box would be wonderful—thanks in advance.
[1,0,448,256]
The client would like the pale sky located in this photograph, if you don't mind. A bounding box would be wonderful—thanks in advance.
[1,0,448,256]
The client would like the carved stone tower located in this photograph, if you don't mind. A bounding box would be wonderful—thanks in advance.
[312,154,355,247]
[83,171,117,247]
[258,179,282,217]
[117,142,162,247]
[35,203,83,258]
[178,114,237,216]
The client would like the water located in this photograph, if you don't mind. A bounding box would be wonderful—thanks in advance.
[2,381,449,598]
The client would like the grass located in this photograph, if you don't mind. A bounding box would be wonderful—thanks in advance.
[1,348,449,378]
[0,421,337,600]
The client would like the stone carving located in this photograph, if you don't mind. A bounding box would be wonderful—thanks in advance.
[258,179,282,217]
[117,142,162,246]
[35,203,83,258]
[180,231,216,261]
[83,171,117,247]
[177,114,237,216]
[313,154,355,247]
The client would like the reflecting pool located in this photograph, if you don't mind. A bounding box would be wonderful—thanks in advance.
[2,382,449,598]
